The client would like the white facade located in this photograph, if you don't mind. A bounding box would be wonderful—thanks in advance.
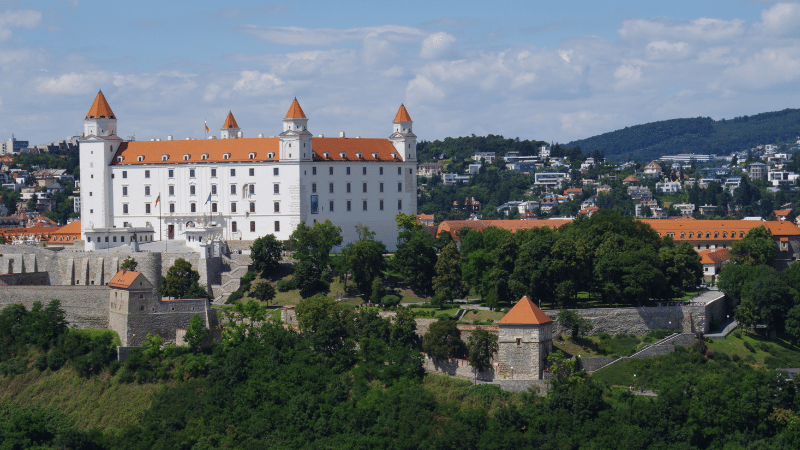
[79,93,417,251]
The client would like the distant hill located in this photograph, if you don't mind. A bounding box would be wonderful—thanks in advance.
[565,109,800,162]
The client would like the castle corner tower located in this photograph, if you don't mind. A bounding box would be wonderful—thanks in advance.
[220,111,241,139]
[279,98,312,161]
[497,296,553,379]
[389,104,416,162]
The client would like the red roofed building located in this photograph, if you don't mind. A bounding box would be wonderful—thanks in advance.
[497,296,553,380]
[79,93,418,252]
[698,248,730,282]
[48,220,81,245]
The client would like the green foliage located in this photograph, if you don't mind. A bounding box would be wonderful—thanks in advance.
[381,295,402,308]
[342,227,387,295]
[160,258,201,299]
[184,315,208,352]
[467,328,498,373]
[289,219,343,276]
[295,294,343,333]
[239,270,256,285]
[557,310,593,337]
[0,402,104,449]
[251,281,276,304]
[731,225,777,266]
[293,258,324,297]
[433,242,468,301]
[184,280,210,299]
[276,278,296,292]
[225,291,243,304]
[422,319,466,361]
[393,228,437,293]
[120,257,138,271]
[250,234,283,278]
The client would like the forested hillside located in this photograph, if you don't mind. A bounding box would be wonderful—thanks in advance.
[566,108,800,162]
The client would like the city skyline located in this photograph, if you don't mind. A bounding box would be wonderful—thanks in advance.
[1,1,799,145]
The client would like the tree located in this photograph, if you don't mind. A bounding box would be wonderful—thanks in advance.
[343,230,387,295]
[120,257,138,271]
[252,281,276,304]
[731,225,776,266]
[295,294,343,333]
[293,259,323,297]
[557,309,593,338]
[422,319,465,362]
[289,219,343,276]
[250,234,283,279]
[183,281,209,299]
[467,328,498,377]
[160,258,201,299]
[393,230,437,293]
[183,314,208,352]
[785,304,800,346]
[432,242,468,302]
[740,272,796,335]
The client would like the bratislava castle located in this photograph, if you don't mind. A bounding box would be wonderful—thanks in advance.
[79,91,418,251]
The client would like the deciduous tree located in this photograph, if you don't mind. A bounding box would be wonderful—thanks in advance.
[422,319,465,362]
[250,234,283,279]
[467,328,498,374]
[160,258,201,299]
[252,281,276,304]
[433,242,468,302]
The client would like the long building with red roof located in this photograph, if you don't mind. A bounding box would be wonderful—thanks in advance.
[79,92,418,251]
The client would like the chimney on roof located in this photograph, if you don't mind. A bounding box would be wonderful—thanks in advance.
[318,134,324,137]
[167,135,173,141]
[186,137,191,140]
[258,134,264,138]
[340,131,345,138]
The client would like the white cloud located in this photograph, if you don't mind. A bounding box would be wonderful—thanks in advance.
[35,72,111,95]
[239,25,424,46]
[0,9,42,40]
[233,70,284,94]
[618,17,745,42]
[759,2,800,35]
[406,75,444,104]
[419,32,456,59]
[613,64,643,89]
[645,41,691,61]
[560,110,617,136]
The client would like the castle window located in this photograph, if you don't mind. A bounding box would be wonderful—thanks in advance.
[689,232,693,238]
[347,200,351,212]
[706,232,710,238]
[379,167,384,175]
[398,167,402,175]
[230,168,236,177]
[362,167,367,175]
[329,200,334,212]
[398,199,402,210]
[373,153,379,159]
[268,152,274,159]
[211,168,217,177]
[312,183,317,193]
[273,167,279,176]
[379,200,384,211]
[170,203,175,213]
[117,156,124,162]
[680,232,685,238]
[312,167,317,175]
[715,231,719,238]
[231,202,237,213]
[274,183,279,194]
[740,232,744,238]
[123,204,128,214]
[223,153,230,160]
[347,183,351,193]
[162,155,169,161]
[274,201,280,213]
[145,186,150,196]
[189,169,196,178]
[723,232,727,238]
[363,200,368,211]
[122,186,128,196]
[249,184,254,195]
[211,184,217,195]
[347,167,351,175]
[274,221,280,232]
[201,154,208,161]
[232,221,237,232]
[169,185,175,196]
[398,182,402,192]
[250,202,255,213]
[329,183,334,194]
[191,203,196,213]
[516,338,521,346]
[250,221,255,232]
[145,170,150,179]
[379,182,383,193]
[211,203,217,213]
[363,182,367,193]
[249,153,255,160]
[190,185,196,195]
[168,169,174,178]
[329,167,333,175]
[145,204,151,214]
[249,168,254,176]
[231,185,236,195]
[137,155,144,162]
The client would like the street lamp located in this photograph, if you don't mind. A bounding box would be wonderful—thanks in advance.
[633,373,637,390]
[511,366,514,380]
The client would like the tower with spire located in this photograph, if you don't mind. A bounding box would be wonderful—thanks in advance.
[279,98,312,161]
[389,104,416,162]
[80,90,123,241]
[220,111,241,139]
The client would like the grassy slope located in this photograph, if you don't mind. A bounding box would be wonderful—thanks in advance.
[0,352,166,434]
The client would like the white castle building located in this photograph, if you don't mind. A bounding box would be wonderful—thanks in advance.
[79,91,418,252]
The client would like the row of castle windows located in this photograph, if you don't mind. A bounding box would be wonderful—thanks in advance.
[666,231,747,239]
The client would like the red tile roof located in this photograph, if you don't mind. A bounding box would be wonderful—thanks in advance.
[394,104,412,122]
[85,90,115,119]
[284,98,306,119]
[108,270,141,289]
[775,209,792,217]
[499,296,552,325]
[222,111,239,129]
[699,248,730,265]
[641,219,800,239]
[437,219,572,239]
[113,138,280,164]
[312,138,402,161]
[49,220,81,242]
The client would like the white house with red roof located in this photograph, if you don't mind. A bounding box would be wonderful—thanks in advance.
[79,92,418,251]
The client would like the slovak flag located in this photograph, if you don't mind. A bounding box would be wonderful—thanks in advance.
[205,192,212,204]
[205,121,209,134]
[155,194,161,206]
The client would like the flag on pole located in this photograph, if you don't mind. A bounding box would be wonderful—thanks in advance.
[205,121,209,134]
[205,192,212,204]
[154,194,161,206]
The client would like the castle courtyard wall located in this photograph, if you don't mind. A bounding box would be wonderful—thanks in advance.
[0,285,109,329]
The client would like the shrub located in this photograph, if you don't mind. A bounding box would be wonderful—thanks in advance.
[240,271,256,285]
[743,341,756,353]
[731,353,741,362]
[0,357,27,376]
[757,341,771,353]
[226,291,244,304]
[34,353,48,371]
[733,330,742,339]
[276,278,296,292]
[381,295,402,308]
[647,329,672,340]
[47,348,68,371]
[598,332,611,341]
[239,282,252,294]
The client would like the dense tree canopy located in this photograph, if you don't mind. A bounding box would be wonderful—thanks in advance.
[250,234,283,279]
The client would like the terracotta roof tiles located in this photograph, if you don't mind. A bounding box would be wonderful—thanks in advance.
[113,138,280,164]
[312,138,401,161]
[85,90,115,119]
[108,270,140,289]
[394,104,412,122]
[222,111,239,129]
[284,98,306,119]
[499,296,552,325]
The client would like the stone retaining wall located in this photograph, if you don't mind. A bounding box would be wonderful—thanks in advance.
[0,285,109,329]
[579,357,619,372]
[422,354,495,381]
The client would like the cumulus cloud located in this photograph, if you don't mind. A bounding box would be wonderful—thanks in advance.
[618,17,745,42]
[758,2,800,35]
[36,72,112,95]
[419,32,456,59]
[646,41,691,61]
[233,70,284,94]
[0,9,42,40]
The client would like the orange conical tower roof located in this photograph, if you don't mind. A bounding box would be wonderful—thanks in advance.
[284,98,306,119]
[394,103,412,122]
[85,90,115,119]
[222,111,239,129]
[499,296,552,325]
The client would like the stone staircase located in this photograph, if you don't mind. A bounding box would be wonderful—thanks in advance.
[210,253,252,303]
[591,333,695,372]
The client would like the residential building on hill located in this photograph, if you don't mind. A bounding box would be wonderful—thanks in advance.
[79,91,418,251]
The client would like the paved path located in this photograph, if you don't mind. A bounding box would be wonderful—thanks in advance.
[707,320,739,339]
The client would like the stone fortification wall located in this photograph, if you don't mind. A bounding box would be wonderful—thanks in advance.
[422,354,495,382]
[0,286,109,329]
[124,298,212,347]
[544,295,727,336]
[0,272,49,285]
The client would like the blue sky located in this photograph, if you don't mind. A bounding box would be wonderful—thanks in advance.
[1,1,799,146]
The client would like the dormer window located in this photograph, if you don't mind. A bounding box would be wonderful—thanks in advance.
[162,155,169,161]
[340,152,346,158]
[223,153,230,160]
[137,155,144,162]
[117,156,124,162]
[356,152,363,159]
[249,152,256,160]
[267,152,274,159]
[183,154,190,161]
[201,153,208,161]
[392,153,399,159]
[323,152,330,159]
[371,152,378,159]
